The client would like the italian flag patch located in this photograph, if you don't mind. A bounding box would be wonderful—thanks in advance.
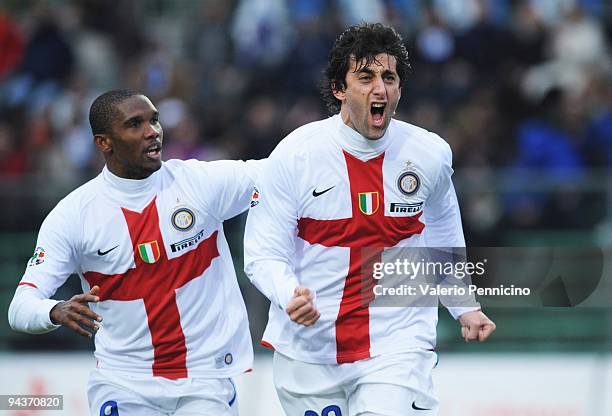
[358,192,379,215]
[138,241,161,264]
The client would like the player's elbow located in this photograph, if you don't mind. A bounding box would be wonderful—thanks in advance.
[7,286,52,334]
[7,291,22,332]
[243,260,258,285]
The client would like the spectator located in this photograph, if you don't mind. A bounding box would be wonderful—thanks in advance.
[0,12,24,80]
[2,12,73,112]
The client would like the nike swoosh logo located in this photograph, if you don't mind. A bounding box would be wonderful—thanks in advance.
[97,245,119,256]
[312,186,335,197]
[412,402,432,411]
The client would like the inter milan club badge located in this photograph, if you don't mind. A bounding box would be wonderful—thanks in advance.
[138,241,161,264]
[397,170,420,196]
[171,207,195,231]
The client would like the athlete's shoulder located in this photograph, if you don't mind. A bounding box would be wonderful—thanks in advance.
[273,117,335,157]
[165,158,244,180]
[392,119,451,153]
[57,173,104,212]
[41,173,103,233]
[161,158,191,173]
[391,119,452,167]
[158,159,209,185]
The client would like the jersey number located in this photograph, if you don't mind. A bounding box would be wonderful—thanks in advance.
[100,401,119,416]
[305,405,342,416]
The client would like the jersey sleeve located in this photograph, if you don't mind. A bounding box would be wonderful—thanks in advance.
[422,142,465,248]
[423,141,480,319]
[243,146,300,310]
[8,286,62,333]
[186,159,265,221]
[8,200,79,333]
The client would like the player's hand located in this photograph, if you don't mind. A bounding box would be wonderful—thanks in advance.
[286,286,320,326]
[458,310,496,342]
[50,285,103,338]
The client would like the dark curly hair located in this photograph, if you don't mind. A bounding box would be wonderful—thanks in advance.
[89,89,142,135]
[321,22,410,114]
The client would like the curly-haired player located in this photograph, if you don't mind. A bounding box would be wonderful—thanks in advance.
[245,22,495,415]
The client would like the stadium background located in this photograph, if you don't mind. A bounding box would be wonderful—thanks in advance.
[0,0,611,414]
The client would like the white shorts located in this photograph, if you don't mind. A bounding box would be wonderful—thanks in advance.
[87,369,238,416]
[273,350,439,416]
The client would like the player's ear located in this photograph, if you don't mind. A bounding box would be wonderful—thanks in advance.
[94,134,112,154]
[331,81,346,102]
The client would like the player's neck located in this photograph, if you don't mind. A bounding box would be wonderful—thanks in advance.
[334,114,391,160]
[103,165,157,195]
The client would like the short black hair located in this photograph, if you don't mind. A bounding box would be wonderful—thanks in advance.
[321,22,410,114]
[89,89,142,135]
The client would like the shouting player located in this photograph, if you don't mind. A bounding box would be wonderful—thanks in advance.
[244,23,495,415]
[9,90,260,415]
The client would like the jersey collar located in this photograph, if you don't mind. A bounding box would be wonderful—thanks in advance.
[332,114,393,161]
[102,165,158,198]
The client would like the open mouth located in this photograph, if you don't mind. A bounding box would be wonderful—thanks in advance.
[371,102,386,126]
[145,142,162,159]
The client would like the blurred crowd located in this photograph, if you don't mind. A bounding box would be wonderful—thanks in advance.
[0,0,611,243]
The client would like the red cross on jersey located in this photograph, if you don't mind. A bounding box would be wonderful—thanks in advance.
[245,115,476,364]
[84,197,219,378]
[297,151,424,362]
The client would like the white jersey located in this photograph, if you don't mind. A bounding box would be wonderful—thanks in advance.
[10,159,259,379]
[244,115,478,364]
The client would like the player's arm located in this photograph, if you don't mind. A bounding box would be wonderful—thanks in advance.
[9,284,102,337]
[285,286,320,326]
[187,158,266,221]
[8,284,63,334]
[243,145,319,325]
[8,200,102,337]
[458,310,496,342]
[423,139,495,340]
[48,285,102,338]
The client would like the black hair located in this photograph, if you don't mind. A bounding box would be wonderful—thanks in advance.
[89,89,142,135]
[321,22,410,114]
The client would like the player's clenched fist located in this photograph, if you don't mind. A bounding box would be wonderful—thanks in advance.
[50,285,103,338]
[459,310,496,342]
[286,286,320,326]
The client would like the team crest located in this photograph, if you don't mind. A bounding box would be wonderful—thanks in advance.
[137,241,161,264]
[397,171,420,196]
[171,208,195,231]
[358,192,379,215]
[28,246,46,267]
[250,186,260,208]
